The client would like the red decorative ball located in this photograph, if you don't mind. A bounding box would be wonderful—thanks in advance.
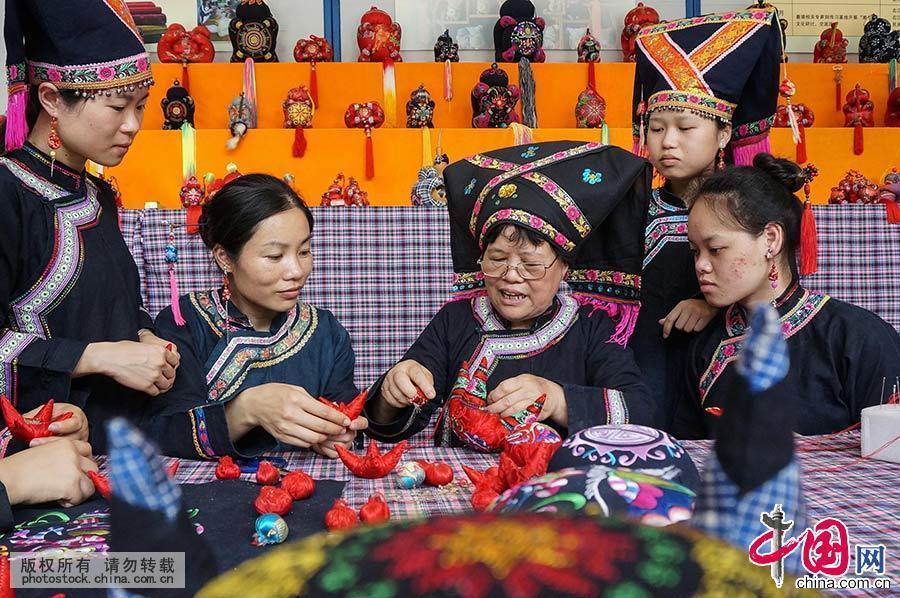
[325,499,358,531]
[254,486,292,516]
[359,494,391,524]
[281,470,315,500]
[215,456,241,480]
[256,460,280,485]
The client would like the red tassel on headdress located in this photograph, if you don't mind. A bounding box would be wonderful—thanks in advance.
[853,123,863,155]
[799,166,819,275]
[292,127,307,158]
[309,62,319,107]
[365,129,375,179]
[796,122,807,164]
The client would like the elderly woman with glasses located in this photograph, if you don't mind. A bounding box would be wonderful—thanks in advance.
[365,142,657,447]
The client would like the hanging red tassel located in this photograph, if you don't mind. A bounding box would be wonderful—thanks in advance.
[365,129,375,179]
[309,62,319,107]
[796,122,807,164]
[853,123,863,155]
[181,61,190,94]
[588,61,596,91]
[292,127,307,158]
[800,201,818,275]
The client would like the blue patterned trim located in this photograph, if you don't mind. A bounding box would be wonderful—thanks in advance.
[189,407,217,459]
[644,189,689,268]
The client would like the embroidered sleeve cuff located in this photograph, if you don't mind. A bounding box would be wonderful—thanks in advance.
[188,404,276,459]
[562,384,631,432]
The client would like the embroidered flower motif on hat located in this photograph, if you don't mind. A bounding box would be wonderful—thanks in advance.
[498,183,518,198]
[582,169,603,185]
[464,178,477,195]
[521,146,539,159]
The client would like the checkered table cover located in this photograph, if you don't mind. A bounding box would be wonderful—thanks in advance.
[160,431,898,596]
[120,205,900,389]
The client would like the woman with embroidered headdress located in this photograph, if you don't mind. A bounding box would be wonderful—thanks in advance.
[675,154,900,438]
[364,142,656,448]
[628,7,783,429]
[0,0,178,454]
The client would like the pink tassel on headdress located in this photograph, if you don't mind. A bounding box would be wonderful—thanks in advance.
[571,294,640,347]
[5,87,28,151]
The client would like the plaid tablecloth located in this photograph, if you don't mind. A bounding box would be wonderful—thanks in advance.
[121,205,900,390]
[165,432,899,586]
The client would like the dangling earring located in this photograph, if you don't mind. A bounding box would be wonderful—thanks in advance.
[768,262,779,289]
[48,117,61,176]
[716,146,726,171]
[222,271,233,332]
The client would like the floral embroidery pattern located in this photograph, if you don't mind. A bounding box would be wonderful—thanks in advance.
[520,145,539,158]
[498,183,518,199]
[479,209,576,252]
[29,53,152,92]
[470,142,602,234]
[637,8,774,37]
[733,115,775,141]
[644,189,689,268]
[698,291,830,402]
[582,168,603,185]
[464,178,477,195]
[567,269,641,296]
[521,171,592,238]
[647,91,734,121]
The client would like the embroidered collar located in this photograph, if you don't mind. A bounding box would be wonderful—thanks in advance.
[472,294,563,332]
[199,288,292,335]
[19,142,85,192]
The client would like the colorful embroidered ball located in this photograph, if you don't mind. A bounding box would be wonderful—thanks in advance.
[489,465,696,527]
[548,424,700,491]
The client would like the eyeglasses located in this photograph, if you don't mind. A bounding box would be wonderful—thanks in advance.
[478,255,559,281]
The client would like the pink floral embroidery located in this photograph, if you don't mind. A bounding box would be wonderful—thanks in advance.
[675,224,687,233]
[98,67,115,81]
[8,65,18,80]
[612,272,624,284]
[497,208,512,220]
[565,206,581,220]
[586,270,598,282]
[544,182,558,192]
[135,57,149,72]
[529,216,544,229]
[47,69,62,82]
[723,344,736,357]
[554,233,568,247]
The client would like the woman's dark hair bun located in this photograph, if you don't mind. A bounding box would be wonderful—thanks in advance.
[752,153,805,194]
